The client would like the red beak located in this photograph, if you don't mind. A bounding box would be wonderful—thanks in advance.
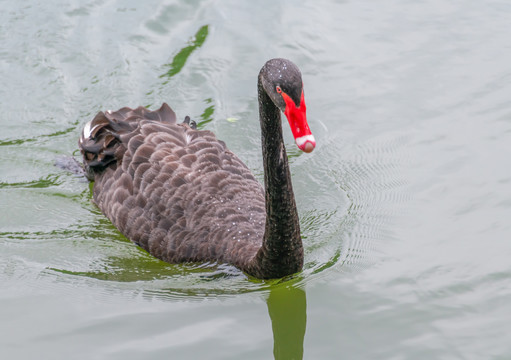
[282,90,316,153]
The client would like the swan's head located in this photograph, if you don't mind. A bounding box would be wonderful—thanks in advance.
[260,58,316,153]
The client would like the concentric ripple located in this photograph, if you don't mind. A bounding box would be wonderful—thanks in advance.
[5,127,408,301]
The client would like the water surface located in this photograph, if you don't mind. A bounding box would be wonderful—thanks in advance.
[1,0,511,359]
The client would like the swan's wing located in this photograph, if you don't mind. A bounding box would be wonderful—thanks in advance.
[79,103,265,265]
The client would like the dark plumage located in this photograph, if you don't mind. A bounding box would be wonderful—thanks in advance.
[79,59,315,279]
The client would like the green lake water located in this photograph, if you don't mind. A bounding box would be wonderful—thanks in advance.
[1,0,511,358]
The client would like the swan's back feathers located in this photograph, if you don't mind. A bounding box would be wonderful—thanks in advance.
[79,103,178,179]
[79,103,266,268]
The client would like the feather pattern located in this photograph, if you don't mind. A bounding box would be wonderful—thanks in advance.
[79,103,266,270]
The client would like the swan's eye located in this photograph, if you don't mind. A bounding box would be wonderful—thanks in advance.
[276,86,282,94]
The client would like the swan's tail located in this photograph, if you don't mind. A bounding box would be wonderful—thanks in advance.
[78,103,179,181]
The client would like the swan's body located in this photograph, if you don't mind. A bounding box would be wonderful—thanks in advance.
[79,59,315,279]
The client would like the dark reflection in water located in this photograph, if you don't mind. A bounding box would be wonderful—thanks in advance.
[267,285,307,360]
[159,24,209,83]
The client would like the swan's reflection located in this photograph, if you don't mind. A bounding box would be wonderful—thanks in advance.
[267,285,307,360]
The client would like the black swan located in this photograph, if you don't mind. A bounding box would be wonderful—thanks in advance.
[79,58,315,279]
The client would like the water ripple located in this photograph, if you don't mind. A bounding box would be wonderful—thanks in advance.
[1,128,410,301]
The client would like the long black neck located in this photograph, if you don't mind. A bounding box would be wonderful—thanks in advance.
[248,78,304,279]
